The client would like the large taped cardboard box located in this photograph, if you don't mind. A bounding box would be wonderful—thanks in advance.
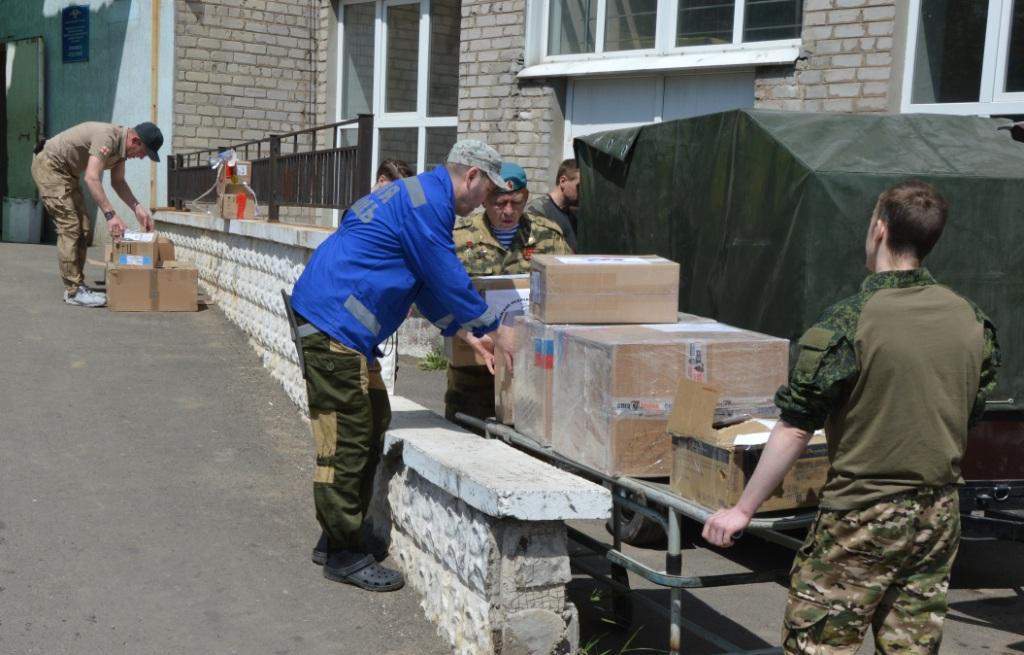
[511,313,717,449]
[107,261,199,312]
[445,274,531,368]
[529,254,680,324]
[549,321,788,477]
[494,345,514,424]
[669,379,828,513]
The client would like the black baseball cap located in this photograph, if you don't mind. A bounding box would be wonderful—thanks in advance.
[133,122,164,162]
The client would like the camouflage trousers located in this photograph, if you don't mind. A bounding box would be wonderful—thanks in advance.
[783,486,960,655]
[299,322,391,551]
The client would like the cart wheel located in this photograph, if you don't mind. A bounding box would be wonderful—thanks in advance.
[607,498,667,548]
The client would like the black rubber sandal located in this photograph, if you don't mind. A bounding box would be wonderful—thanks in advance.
[323,553,405,592]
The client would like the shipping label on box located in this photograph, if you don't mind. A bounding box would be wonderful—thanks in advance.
[668,379,828,513]
[529,254,680,324]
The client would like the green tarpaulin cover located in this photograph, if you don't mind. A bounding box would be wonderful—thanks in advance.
[575,109,1022,412]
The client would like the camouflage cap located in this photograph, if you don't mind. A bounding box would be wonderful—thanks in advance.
[447,139,504,187]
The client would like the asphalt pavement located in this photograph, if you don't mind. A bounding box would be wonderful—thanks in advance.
[0,243,447,655]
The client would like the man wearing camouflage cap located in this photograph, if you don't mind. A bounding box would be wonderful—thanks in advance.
[446,162,571,422]
[288,139,516,592]
[31,121,163,307]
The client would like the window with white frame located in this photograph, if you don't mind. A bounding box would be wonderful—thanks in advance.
[903,0,1024,116]
[530,0,802,75]
[336,0,460,175]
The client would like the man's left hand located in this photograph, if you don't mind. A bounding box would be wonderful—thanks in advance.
[702,506,753,548]
[134,203,153,232]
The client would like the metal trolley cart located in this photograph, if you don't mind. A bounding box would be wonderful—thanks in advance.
[456,414,817,655]
[456,414,1024,655]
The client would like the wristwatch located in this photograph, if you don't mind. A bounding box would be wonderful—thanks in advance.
[104,210,115,221]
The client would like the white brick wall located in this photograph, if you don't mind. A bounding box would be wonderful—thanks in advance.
[458,0,565,193]
[757,0,898,113]
[173,0,332,152]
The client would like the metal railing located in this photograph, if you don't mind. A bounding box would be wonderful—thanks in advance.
[167,114,374,222]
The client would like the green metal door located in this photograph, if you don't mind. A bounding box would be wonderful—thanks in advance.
[3,36,45,239]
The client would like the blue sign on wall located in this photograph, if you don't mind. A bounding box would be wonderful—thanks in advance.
[62,5,89,63]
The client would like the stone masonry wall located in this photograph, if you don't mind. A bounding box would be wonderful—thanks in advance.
[380,462,577,655]
[458,0,565,194]
[757,0,898,113]
[173,0,332,151]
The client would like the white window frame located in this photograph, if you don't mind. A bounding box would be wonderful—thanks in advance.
[334,0,458,175]
[521,0,801,78]
[901,0,1024,116]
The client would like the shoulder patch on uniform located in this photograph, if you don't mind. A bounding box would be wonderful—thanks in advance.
[798,326,834,351]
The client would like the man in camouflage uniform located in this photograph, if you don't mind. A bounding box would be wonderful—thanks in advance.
[31,121,163,306]
[703,181,1000,654]
[446,162,572,421]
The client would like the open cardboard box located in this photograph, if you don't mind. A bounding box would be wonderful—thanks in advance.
[445,274,530,367]
[668,378,828,513]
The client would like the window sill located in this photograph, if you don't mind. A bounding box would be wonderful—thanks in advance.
[518,42,801,79]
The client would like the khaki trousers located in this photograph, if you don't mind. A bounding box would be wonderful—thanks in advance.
[31,153,91,293]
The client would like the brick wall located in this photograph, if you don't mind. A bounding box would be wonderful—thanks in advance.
[757,0,898,112]
[173,0,331,152]
[458,0,565,194]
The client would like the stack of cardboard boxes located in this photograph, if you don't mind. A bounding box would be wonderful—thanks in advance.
[217,160,256,220]
[105,233,199,312]
[501,254,824,513]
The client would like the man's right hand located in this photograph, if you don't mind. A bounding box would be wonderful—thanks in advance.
[491,324,516,373]
[106,215,127,241]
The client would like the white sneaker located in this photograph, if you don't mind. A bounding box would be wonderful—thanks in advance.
[64,287,107,307]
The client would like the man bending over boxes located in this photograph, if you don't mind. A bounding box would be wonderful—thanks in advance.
[31,121,163,307]
[287,140,517,592]
[703,181,1000,654]
[446,162,572,422]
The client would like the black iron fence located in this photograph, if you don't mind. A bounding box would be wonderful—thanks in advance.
[167,114,374,222]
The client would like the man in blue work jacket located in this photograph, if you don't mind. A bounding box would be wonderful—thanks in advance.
[288,140,513,592]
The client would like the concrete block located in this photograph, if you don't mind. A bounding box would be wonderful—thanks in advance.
[866,52,892,66]
[867,20,894,36]
[829,82,862,97]
[824,68,857,82]
[857,66,890,81]
[827,9,861,23]
[863,5,896,21]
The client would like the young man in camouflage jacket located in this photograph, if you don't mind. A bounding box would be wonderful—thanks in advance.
[446,162,572,421]
[703,180,1000,654]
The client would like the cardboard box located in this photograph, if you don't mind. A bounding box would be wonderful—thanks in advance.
[494,345,514,424]
[529,254,680,324]
[549,321,789,477]
[105,234,174,268]
[511,313,718,446]
[220,184,256,220]
[107,261,199,312]
[445,274,531,368]
[669,379,828,513]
